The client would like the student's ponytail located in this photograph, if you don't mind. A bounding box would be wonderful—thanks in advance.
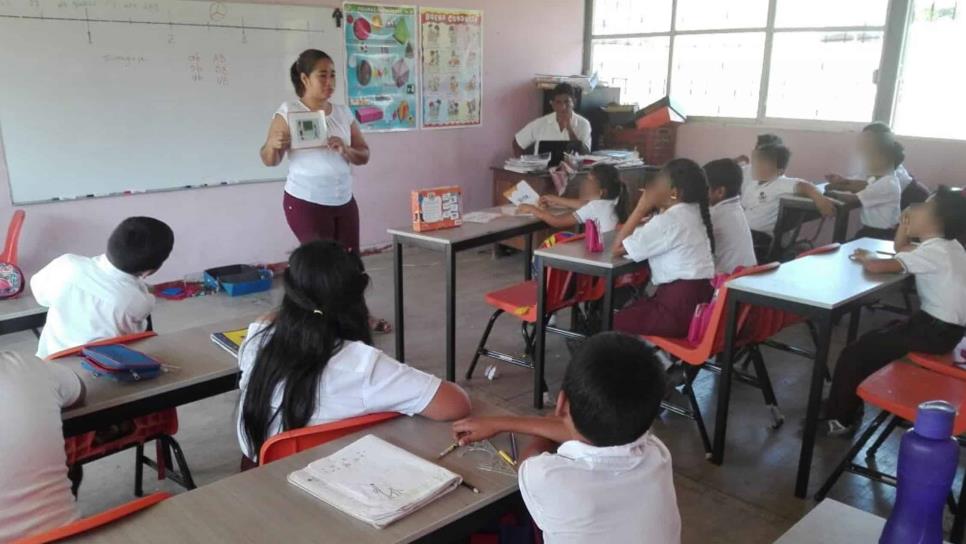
[591,163,629,223]
[663,158,716,255]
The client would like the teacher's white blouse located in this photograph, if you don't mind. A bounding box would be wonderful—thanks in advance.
[275,101,356,206]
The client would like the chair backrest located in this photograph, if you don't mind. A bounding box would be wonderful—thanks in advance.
[538,233,586,314]
[900,179,929,211]
[696,262,781,355]
[44,331,158,361]
[13,492,170,544]
[1,210,25,266]
[796,242,841,258]
[907,352,965,381]
[258,412,401,465]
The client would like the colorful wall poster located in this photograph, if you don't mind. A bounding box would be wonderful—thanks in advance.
[343,3,419,132]
[419,7,482,129]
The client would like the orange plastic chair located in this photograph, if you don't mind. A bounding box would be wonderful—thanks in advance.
[796,242,841,258]
[1,209,25,266]
[815,358,966,543]
[466,234,589,379]
[259,412,401,465]
[13,492,170,544]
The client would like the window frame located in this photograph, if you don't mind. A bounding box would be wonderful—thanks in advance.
[583,0,911,132]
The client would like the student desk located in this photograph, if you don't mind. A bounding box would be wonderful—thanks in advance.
[715,238,908,498]
[68,398,521,544]
[0,292,46,336]
[775,499,951,543]
[531,232,648,409]
[777,192,858,245]
[55,317,251,437]
[389,208,550,382]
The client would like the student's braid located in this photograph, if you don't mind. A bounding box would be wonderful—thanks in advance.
[664,158,715,254]
[697,194,715,255]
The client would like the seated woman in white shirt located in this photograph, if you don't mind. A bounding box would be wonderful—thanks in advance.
[703,158,757,274]
[237,240,471,464]
[825,122,914,193]
[512,83,591,158]
[826,131,904,240]
[517,163,628,233]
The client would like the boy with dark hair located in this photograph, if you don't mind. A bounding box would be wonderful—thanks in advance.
[513,82,591,157]
[824,187,966,435]
[741,143,837,261]
[705,158,756,274]
[452,332,681,543]
[32,217,174,358]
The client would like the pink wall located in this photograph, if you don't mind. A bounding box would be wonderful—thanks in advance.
[676,121,966,188]
[0,0,585,282]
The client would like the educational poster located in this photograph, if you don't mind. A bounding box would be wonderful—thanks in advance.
[343,3,419,132]
[419,7,483,129]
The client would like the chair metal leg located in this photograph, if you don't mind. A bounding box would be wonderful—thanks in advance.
[815,411,891,501]
[865,416,901,461]
[68,464,83,497]
[466,310,503,380]
[134,443,145,497]
[749,346,784,429]
[166,436,197,490]
[683,366,712,458]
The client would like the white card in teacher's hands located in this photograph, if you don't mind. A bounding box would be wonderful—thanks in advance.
[503,180,540,206]
[287,111,329,149]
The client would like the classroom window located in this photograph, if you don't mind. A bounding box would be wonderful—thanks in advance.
[591,0,672,35]
[774,0,888,28]
[670,33,765,118]
[675,0,768,30]
[591,38,670,109]
[892,0,966,140]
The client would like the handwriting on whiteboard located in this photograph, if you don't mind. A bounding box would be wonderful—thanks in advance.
[102,54,146,67]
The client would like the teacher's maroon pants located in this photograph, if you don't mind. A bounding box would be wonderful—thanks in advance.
[283,192,360,252]
[614,278,713,338]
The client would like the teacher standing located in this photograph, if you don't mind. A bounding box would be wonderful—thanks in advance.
[260,49,370,251]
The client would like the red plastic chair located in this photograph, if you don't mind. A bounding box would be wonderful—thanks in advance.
[52,334,194,498]
[796,242,841,258]
[466,234,589,379]
[1,209,25,266]
[815,357,966,543]
[12,492,170,544]
[259,412,401,465]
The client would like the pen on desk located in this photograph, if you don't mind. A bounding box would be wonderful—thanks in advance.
[437,442,459,459]
[460,480,480,494]
[509,433,518,462]
[498,449,517,468]
[877,250,896,256]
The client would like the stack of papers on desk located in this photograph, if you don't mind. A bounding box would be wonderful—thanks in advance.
[580,149,645,168]
[504,153,551,173]
[288,435,462,529]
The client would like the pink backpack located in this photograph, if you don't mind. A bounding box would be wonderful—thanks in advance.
[686,268,743,345]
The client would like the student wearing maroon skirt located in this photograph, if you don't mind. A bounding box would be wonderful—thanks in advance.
[611,159,716,338]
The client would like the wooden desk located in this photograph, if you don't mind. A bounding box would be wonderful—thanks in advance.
[53,317,252,437]
[70,399,521,544]
[531,232,648,408]
[491,165,658,251]
[715,239,909,498]
[775,499,951,543]
[388,208,550,382]
[0,292,46,336]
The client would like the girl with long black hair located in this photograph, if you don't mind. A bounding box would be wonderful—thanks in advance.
[610,158,716,337]
[237,240,470,462]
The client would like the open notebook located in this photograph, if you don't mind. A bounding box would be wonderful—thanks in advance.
[288,435,462,528]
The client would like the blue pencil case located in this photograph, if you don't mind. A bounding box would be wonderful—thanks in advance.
[81,344,163,382]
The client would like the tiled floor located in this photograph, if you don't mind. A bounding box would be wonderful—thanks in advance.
[5,246,960,543]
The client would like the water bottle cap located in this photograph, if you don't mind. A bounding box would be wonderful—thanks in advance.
[914,400,957,439]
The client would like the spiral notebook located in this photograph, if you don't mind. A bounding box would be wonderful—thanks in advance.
[287,435,462,528]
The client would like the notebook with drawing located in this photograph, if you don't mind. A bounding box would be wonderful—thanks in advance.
[503,180,540,207]
[288,435,462,528]
[210,327,248,357]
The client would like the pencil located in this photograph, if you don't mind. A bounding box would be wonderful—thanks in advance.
[460,480,480,494]
[876,250,896,256]
[437,442,459,459]
[497,449,517,468]
[509,433,518,461]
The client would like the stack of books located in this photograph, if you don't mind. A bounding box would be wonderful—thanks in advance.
[503,153,551,173]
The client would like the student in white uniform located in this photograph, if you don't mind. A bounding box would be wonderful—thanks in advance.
[826,122,914,192]
[31,217,174,359]
[451,332,681,544]
[0,352,84,542]
[740,144,837,261]
[512,83,592,157]
[611,159,716,337]
[518,163,628,233]
[823,187,966,435]
[704,158,757,274]
[826,131,903,240]
[238,240,471,463]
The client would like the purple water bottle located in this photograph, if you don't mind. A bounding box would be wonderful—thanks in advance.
[880,400,959,544]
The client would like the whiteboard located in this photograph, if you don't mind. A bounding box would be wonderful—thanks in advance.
[0,0,344,204]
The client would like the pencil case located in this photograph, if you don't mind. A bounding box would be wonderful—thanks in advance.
[355,106,384,124]
[203,265,273,297]
[81,344,163,382]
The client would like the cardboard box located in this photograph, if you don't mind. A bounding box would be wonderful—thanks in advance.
[411,186,463,232]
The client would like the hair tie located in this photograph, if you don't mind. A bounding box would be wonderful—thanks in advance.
[313,309,324,317]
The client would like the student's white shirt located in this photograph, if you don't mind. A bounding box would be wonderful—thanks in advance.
[856,172,901,229]
[849,156,914,191]
[710,196,757,274]
[515,112,592,153]
[519,431,681,544]
[31,254,154,359]
[236,321,442,460]
[574,199,619,234]
[276,101,355,207]
[895,238,966,326]
[740,175,803,233]
[622,203,715,286]
[0,352,81,541]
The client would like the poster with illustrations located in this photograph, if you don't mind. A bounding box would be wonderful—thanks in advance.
[419,7,482,129]
[343,3,419,132]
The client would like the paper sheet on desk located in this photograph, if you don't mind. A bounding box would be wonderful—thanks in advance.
[287,435,461,528]
[463,211,502,223]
